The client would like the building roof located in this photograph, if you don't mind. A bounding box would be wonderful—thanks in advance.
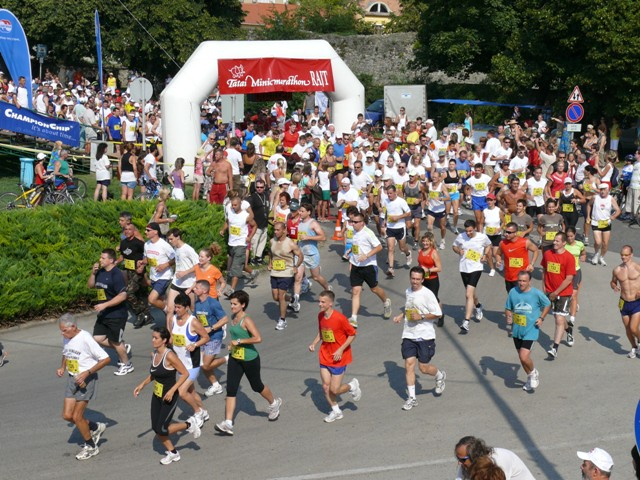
[241,3,299,27]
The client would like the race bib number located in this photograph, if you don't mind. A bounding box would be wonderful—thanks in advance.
[381,207,387,219]
[321,329,336,343]
[429,191,439,199]
[619,298,624,311]
[396,184,403,191]
[297,231,306,241]
[562,204,574,212]
[66,359,79,374]
[197,313,209,327]
[555,191,560,198]
[597,220,609,229]
[509,257,524,268]
[230,226,241,236]
[533,188,543,196]
[448,185,458,193]
[513,313,527,327]
[153,380,164,398]
[173,334,186,347]
[485,227,498,235]
[124,259,136,270]
[545,231,557,241]
[406,197,417,205]
[372,187,379,196]
[405,308,419,321]
[517,172,526,179]
[351,245,360,255]
[504,214,512,224]
[465,249,481,262]
[272,259,286,271]
[357,189,363,197]
[346,229,354,239]
[583,183,592,192]
[96,289,107,301]
[475,183,486,192]
[458,170,468,178]
[335,163,343,171]
[547,262,561,274]
[231,345,245,360]
[148,257,158,267]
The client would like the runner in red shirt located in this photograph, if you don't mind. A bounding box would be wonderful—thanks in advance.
[308,290,361,423]
[496,222,539,293]
[541,232,576,359]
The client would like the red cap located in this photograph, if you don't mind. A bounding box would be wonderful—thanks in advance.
[486,193,496,200]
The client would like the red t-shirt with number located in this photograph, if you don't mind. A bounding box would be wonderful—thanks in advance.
[500,237,530,281]
[541,249,576,296]
[318,309,356,367]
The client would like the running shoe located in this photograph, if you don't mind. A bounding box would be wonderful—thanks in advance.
[275,319,287,331]
[186,417,202,438]
[436,316,444,327]
[386,268,395,278]
[599,256,607,266]
[406,251,412,265]
[591,253,600,265]
[0,352,6,367]
[245,271,259,285]
[628,348,637,359]
[222,324,227,339]
[439,239,445,250]
[301,278,312,294]
[91,422,106,446]
[323,410,344,423]
[402,397,418,411]
[488,269,496,277]
[567,315,575,327]
[204,383,224,397]
[291,300,301,313]
[566,332,574,346]
[160,450,181,465]
[435,371,446,394]
[134,313,153,329]
[268,397,282,421]
[530,369,540,389]
[522,378,533,392]
[475,304,484,321]
[547,347,558,358]
[196,409,209,423]
[215,420,234,435]
[349,378,362,401]
[114,363,134,376]
[75,444,99,461]
[125,343,132,355]
[460,320,470,332]
[583,237,589,246]
[383,298,392,319]
[349,316,358,329]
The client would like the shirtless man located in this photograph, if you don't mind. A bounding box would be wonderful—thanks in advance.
[497,176,527,218]
[611,245,640,358]
[206,149,233,204]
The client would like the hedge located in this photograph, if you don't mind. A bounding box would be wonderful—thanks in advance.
[0,200,226,323]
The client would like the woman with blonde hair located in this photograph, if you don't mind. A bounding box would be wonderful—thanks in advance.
[149,188,175,236]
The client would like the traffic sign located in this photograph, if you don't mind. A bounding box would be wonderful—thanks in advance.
[566,102,584,123]
[566,123,582,132]
[567,85,584,103]
[129,77,153,103]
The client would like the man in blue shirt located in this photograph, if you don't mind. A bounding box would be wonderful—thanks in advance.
[193,280,229,397]
[504,270,551,392]
[106,107,122,142]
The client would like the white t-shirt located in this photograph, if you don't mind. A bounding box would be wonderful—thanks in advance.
[351,172,373,195]
[268,153,285,174]
[226,148,242,175]
[144,153,157,180]
[466,174,492,197]
[337,187,359,219]
[453,232,491,273]
[16,85,29,108]
[62,330,109,374]
[526,177,547,207]
[350,226,381,267]
[455,448,535,480]
[228,209,250,246]
[402,286,441,340]
[509,156,528,178]
[485,137,502,166]
[95,155,111,181]
[144,238,175,282]
[379,150,401,165]
[318,171,331,191]
[383,196,410,229]
[172,243,199,288]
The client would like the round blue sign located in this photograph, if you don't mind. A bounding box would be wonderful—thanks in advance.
[566,102,584,123]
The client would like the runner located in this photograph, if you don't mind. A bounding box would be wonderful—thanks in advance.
[541,232,576,358]
[444,160,463,233]
[504,271,551,391]
[166,228,199,332]
[564,227,586,328]
[117,223,151,329]
[588,183,621,266]
[417,232,444,326]
[297,203,331,291]
[537,199,564,252]
[524,166,547,218]
[57,313,111,461]
[466,163,492,232]
[88,248,132,376]
[611,245,640,358]
[452,219,492,333]
[393,267,446,410]
[348,211,393,328]
[426,171,450,250]
[511,199,534,238]
[141,222,175,313]
[482,193,505,277]
[496,221,539,295]
[558,178,586,230]
[133,326,201,465]
[220,197,257,293]
[308,290,361,422]
[181,243,226,300]
[215,291,283,435]
[383,184,412,278]
[269,222,303,331]
[404,168,425,248]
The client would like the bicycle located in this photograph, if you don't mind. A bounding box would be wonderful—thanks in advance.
[135,178,161,201]
[70,177,87,198]
[0,182,57,210]
[50,182,84,205]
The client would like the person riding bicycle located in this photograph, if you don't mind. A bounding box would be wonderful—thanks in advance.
[51,150,76,190]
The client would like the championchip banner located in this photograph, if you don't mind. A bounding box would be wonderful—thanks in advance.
[217,58,334,95]
[0,9,33,109]
[0,102,80,147]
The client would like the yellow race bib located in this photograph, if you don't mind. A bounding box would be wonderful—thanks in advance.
[486,227,498,235]
[555,191,560,199]
[533,188,543,196]
[406,197,418,205]
[547,262,561,274]
[335,162,343,171]
[148,257,158,267]
[272,259,286,271]
[475,182,486,191]
[509,257,524,268]
[513,313,527,326]
[465,249,481,262]
[458,170,468,178]
[173,334,186,347]
[405,308,419,322]
[124,259,136,270]
[66,359,79,374]
[96,289,107,301]
[372,187,379,196]
[153,380,164,398]
[351,245,360,255]
[231,345,245,360]
[504,214,512,224]
[321,329,336,343]
[346,229,354,239]
[597,220,609,229]
[545,231,557,241]
[429,191,439,199]
[562,204,574,212]
[396,184,403,191]
[619,298,624,311]
[230,225,241,236]
[448,185,458,193]
[197,313,209,327]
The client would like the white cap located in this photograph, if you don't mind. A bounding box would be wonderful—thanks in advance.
[598,183,608,189]
[374,169,383,176]
[277,178,291,185]
[381,173,393,180]
[389,126,396,131]
[577,448,613,473]
[564,177,573,183]
[408,169,418,176]
[362,141,371,147]
[365,151,374,158]
[134,102,140,107]
[302,152,310,160]
[466,138,475,145]
[36,153,46,160]
[341,178,351,185]
[426,119,434,124]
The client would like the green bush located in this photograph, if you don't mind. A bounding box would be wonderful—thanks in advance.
[0,200,225,323]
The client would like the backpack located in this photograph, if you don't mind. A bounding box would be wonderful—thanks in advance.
[610,165,619,188]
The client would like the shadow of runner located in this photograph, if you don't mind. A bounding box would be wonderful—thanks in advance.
[479,355,523,389]
[377,360,408,399]
[301,377,329,414]
[578,325,626,355]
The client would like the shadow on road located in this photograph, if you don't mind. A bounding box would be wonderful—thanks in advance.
[578,325,626,355]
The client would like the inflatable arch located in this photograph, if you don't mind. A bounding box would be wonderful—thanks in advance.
[160,40,365,171]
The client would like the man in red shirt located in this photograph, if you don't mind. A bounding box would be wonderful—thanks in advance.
[541,232,576,358]
[282,122,299,153]
[497,222,539,293]
[308,290,361,423]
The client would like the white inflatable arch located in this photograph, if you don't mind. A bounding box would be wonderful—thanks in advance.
[161,40,365,171]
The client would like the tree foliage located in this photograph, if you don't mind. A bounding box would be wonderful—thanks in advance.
[409,0,640,117]
[3,0,245,81]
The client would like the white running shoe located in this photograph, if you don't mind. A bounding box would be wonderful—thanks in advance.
[91,422,106,445]
[402,397,418,411]
[349,378,362,401]
[488,269,496,277]
[547,347,558,358]
[196,409,209,423]
[406,251,412,265]
[268,397,282,421]
[215,420,234,435]
[439,239,445,250]
[460,320,470,332]
[275,319,287,331]
[383,298,392,319]
[323,410,344,423]
[301,278,312,294]
[205,383,224,397]
[475,305,483,320]
[76,444,99,461]
[349,316,358,329]
[114,363,134,376]
[530,369,540,389]
[222,324,227,340]
[566,332,574,346]
[599,256,607,266]
[291,301,301,313]
[567,315,575,327]
[435,371,446,394]
[160,450,181,465]
[186,417,202,438]
[591,253,600,265]
[628,348,637,359]
[522,378,533,392]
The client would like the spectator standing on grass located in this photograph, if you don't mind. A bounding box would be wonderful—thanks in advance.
[93,142,112,202]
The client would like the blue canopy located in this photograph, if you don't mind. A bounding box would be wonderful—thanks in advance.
[429,99,543,109]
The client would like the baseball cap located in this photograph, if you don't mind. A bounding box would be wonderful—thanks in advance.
[381,173,393,181]
[290,199,300,211]
[365,151,374,158]
[408,169,418,176]
[277,178,291,186]
[36,153,46,160]
[486,193,496,200]
[374,169,382,177]
[577,448,613,473]
[564,177,573,183]
[425,119,434,124]
[146,222,161,233]
[598,183,608,189]
[341,178,351,185]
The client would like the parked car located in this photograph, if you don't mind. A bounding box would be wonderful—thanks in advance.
[365,98,384,126]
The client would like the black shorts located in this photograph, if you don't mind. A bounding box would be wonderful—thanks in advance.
[422,277,440,301]
[572,269,582,289]
[505,280,518,293]
[271,276,294,291]
[427,209,446,220]
[387,227,405,241]
[549,295,571,316]
[401,338,435,364]
[97,179,111,186]
[350,265,378,288]
[592,221,612,232]
[170,284,189,293]
[488,234,502,247]
[460,271,482,288]
[150,390,179,436]
[513,338,535,351]
[93,316,127,343]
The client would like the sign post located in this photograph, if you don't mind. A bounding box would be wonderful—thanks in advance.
[129,77,153,150]
[35,44,47,81]
[566,86,585,144]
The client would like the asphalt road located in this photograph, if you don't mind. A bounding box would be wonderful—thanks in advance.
[1,214,639,479]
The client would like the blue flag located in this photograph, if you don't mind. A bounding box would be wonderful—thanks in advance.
[0,102,80,146]
[0,9,33,110]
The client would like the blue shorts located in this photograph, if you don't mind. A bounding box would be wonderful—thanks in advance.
[401,338,435,364]
[620,298,640,317]
[151,279,170,295]
[271,275,294,291]
[320,364,347,375]
[303,251,321,270]
[187,367,200,382]
[447,191,461,201]
[121,180,137,189]
[472,196,488,211]
[202,337,223,356]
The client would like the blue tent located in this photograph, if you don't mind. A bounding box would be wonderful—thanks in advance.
[429,99,543,109]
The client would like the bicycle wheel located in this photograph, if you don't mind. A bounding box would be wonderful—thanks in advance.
[71,178,87,198]
[70,191,84,204]
[0,192,24,210]
[51,192,72,205]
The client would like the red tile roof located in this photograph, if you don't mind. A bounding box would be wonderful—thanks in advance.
[242,3,299,27]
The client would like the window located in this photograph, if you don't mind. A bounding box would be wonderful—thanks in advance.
[368,2,389,14]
